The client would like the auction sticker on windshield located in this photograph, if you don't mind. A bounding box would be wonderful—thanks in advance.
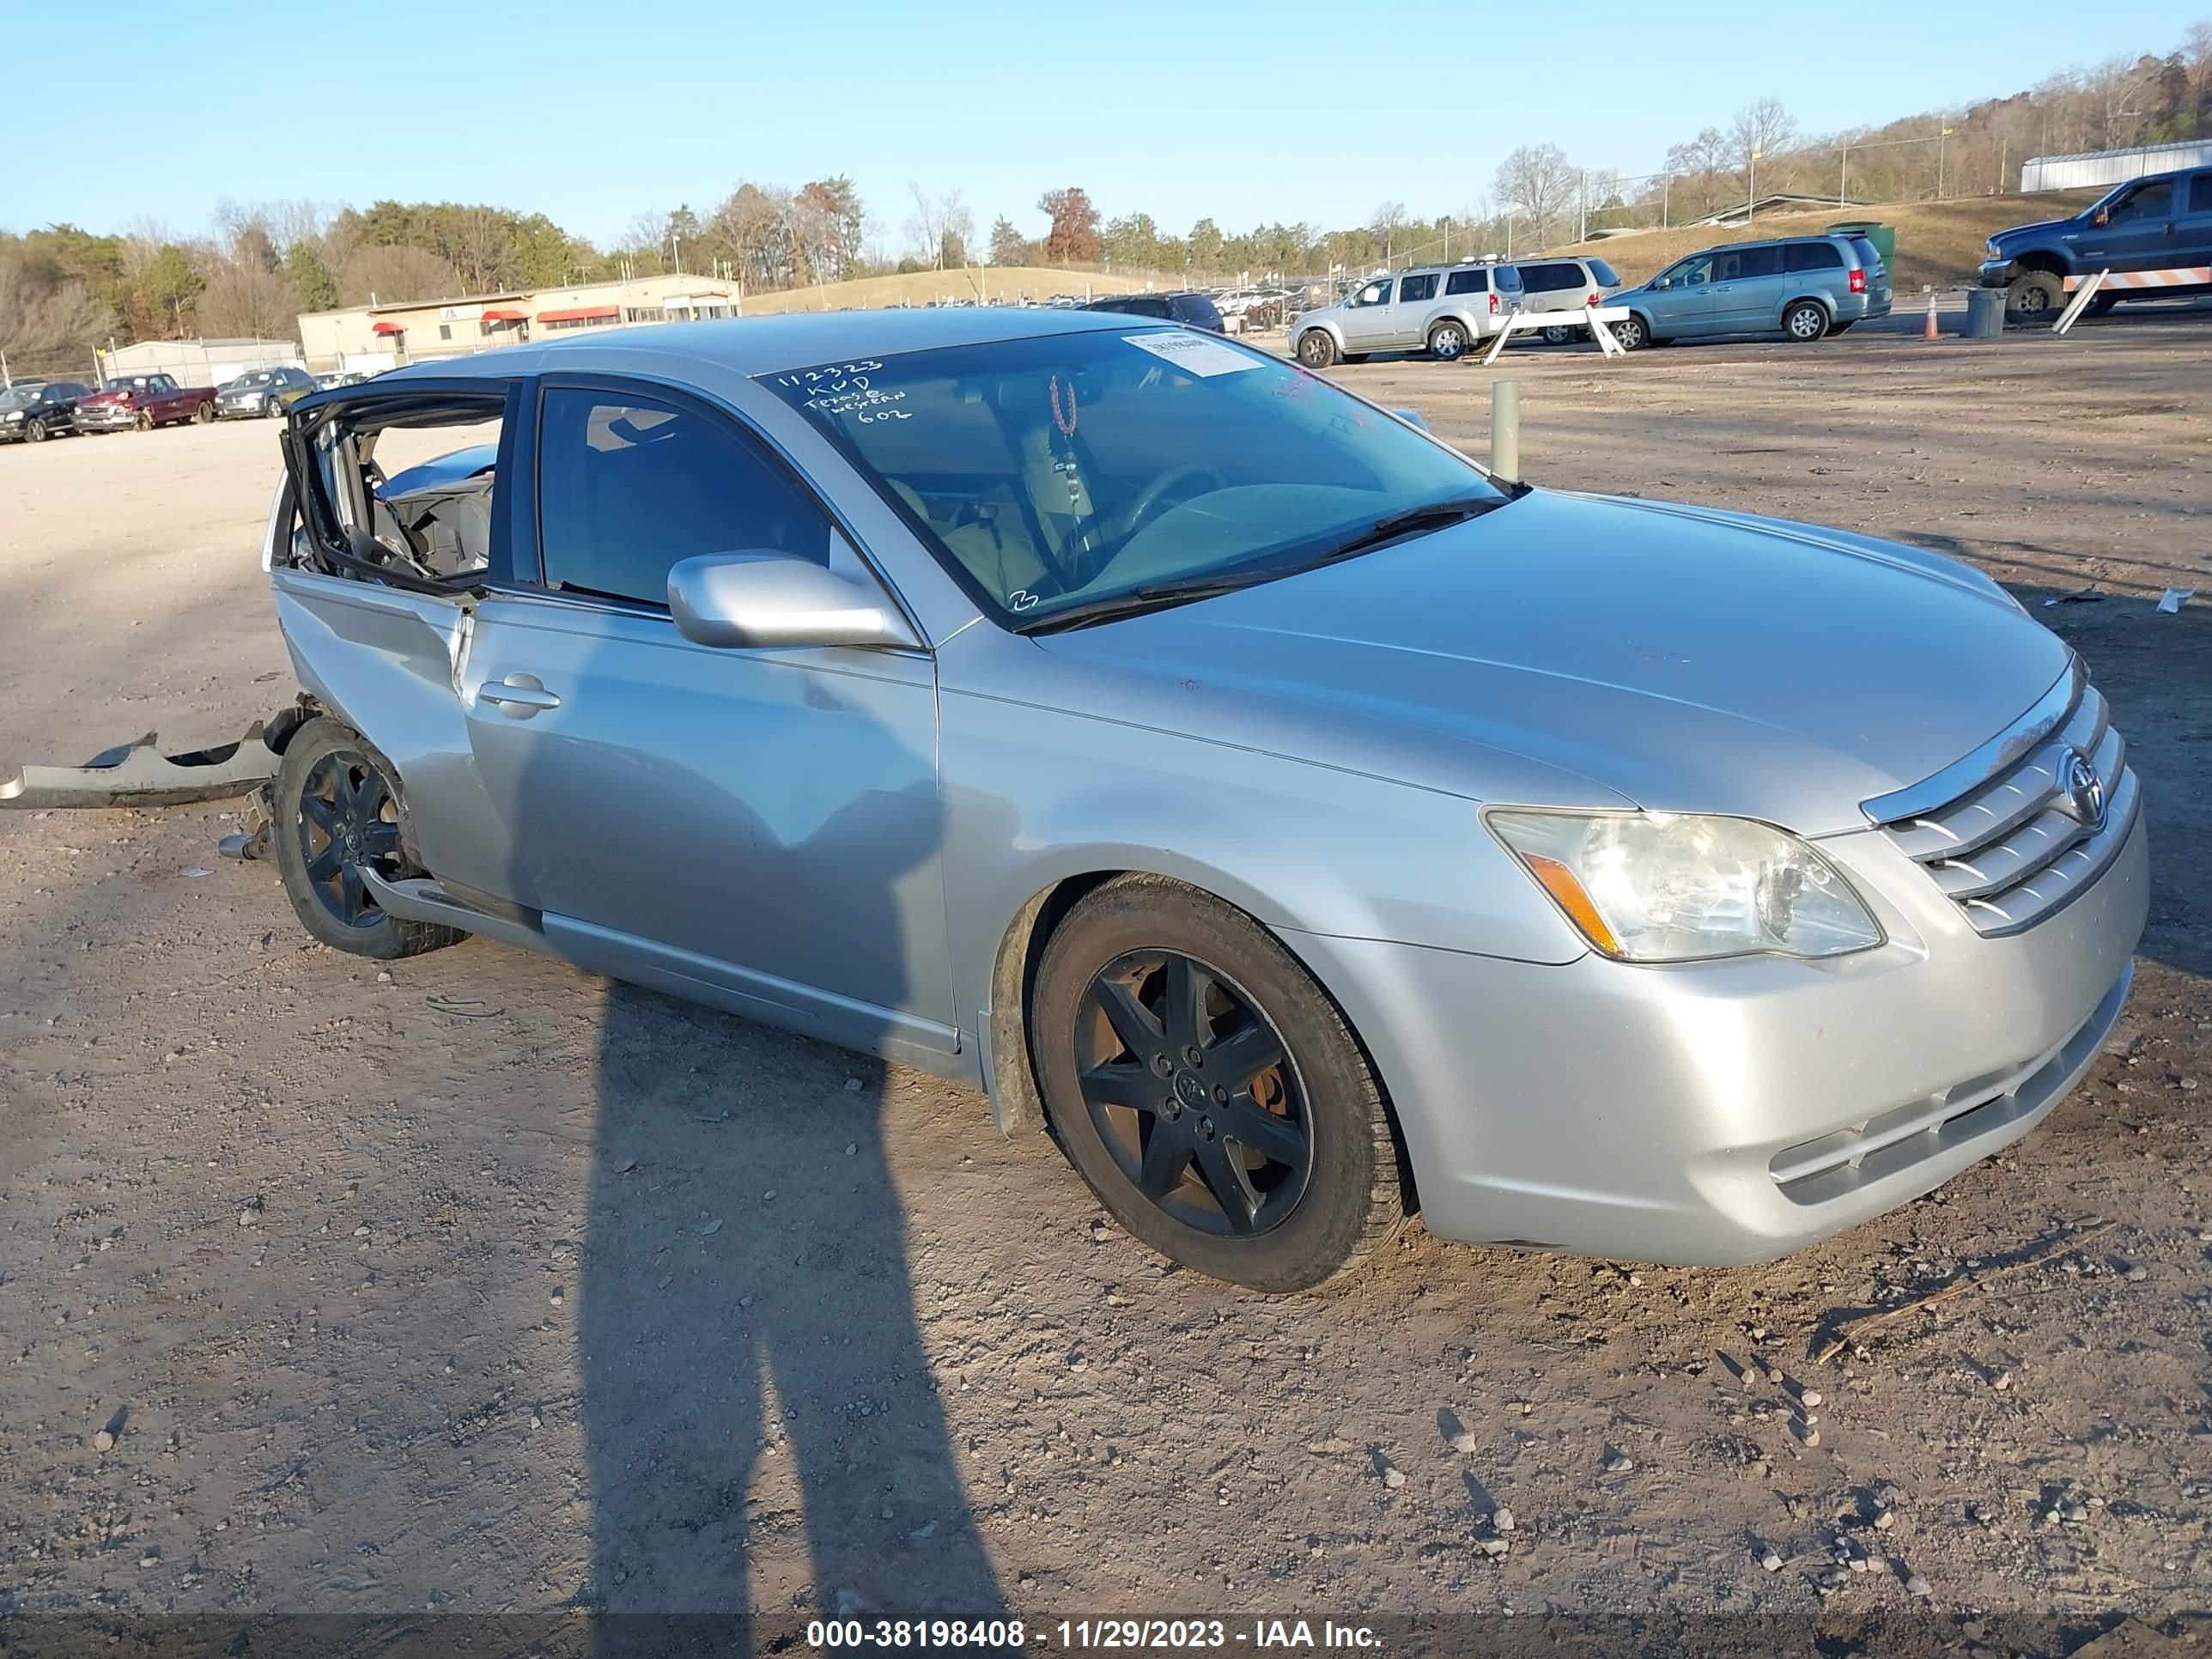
[1123,331,1261,377]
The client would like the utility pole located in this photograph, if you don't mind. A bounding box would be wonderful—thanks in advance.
[1577,172,1588,244]
[1661,170,1670,228]
[1937,125,1954,198]
[1747,149,1761,223]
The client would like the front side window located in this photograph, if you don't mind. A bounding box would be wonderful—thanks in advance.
[1661,254,1715,287]
[763,329,1503,629]
[2115,181,2172,222]
[1350,278,1392,307]
[1397,273,1439,303]
[536,388,830,606]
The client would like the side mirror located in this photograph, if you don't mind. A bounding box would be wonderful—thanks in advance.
[2093,209,2110,226]
[667,552,921,651]
[1653,276,1671,289]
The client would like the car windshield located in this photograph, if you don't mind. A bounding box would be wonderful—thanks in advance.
[0,387,37,410]
[762,327,1502,629]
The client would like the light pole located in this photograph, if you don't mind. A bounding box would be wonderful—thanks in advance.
[1936,125,1954,198]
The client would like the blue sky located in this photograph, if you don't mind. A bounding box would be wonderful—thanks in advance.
[4,0,2203,249]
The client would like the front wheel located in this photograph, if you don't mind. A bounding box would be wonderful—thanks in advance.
[1782,300,1829,342]
[136,408,155,432]
[1296,330,1338,369]
[1612,313,1650,350]
[2005,270,2062,324]
[1426,320,1470,362]
[1030,875,1406,1292]
[270,718,465,960]
[25,417,47,443]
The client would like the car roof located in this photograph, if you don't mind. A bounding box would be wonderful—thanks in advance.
[380,307,1171,385]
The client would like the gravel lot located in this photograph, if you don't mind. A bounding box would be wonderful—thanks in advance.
[3,317,2209,1653]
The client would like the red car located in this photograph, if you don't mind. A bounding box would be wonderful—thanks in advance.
[73,372,218,433]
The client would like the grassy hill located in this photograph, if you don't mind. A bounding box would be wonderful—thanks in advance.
[737,265,1151,314]
[1551,191,2101,290]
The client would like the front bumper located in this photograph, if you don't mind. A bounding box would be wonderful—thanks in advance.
[73,405,139,430]
[216,398,276,419]
[1285,809,2148,1267]
[1979,258,2021,289]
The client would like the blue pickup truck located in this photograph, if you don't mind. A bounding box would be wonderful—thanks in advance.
[1980,163,2212,321]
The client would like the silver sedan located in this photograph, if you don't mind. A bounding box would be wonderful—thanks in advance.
[255,308,2145,1291]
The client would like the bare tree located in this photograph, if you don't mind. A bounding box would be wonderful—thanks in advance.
[1492,145,1580,247]
[337,244,458,307]
[902,181,945,267]
[1730,97,1798,167]
[456,208,515,294]
[1369,201,1407,264]
[198,258,296,340]
[0,250,109,373]
[938,190,975,269]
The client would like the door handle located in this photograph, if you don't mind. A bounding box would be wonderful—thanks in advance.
[478,674,561,716]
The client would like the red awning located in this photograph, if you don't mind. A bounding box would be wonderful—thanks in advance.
[482,307,527,322]
[537,305,618,324]
[370,319,404,336]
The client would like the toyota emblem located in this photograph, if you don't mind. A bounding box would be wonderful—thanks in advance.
[2063,750,2106,830]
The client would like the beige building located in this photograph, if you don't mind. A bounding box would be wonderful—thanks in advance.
[297,275,742,373]
[96,337,302,386]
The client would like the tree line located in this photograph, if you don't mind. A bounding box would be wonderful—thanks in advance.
[4,21,2206,377]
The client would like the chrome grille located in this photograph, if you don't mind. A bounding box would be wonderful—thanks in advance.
[1869,667,2138,938]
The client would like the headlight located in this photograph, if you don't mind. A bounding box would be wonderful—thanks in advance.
[1985,240,2002,259]
[1487,810,1883,963]
[1,410,21,422]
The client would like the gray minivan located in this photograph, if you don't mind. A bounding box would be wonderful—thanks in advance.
[1607,234,1892,349]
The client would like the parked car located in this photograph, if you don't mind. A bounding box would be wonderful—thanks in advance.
[0,380,94,444]
[1082,291,1225,331]
[1509,255,1626,344]
[315,370,372,391]
[1290,261,1525,367]
[254,307,2142,1293]
[216,365,318,420]
[73,372,218,432]
[1980,164,2212,321]
[1607,234,1892,349]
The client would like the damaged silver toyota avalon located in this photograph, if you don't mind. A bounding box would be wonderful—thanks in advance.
[110,308,2156,1290]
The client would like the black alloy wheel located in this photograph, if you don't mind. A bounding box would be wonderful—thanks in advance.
[1073,949,1311,1237]
[295,748,405,929]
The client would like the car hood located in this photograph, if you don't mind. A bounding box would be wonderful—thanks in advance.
[79,389,132,404]
[1030,489,2069,835]
[1991,216,2081,246]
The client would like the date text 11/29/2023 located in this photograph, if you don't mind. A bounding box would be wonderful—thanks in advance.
[805,1620,1383,1650]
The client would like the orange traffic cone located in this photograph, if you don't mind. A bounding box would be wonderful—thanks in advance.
[1923,289,1939,342]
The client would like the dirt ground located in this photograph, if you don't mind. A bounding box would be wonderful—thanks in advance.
[3,316,2210,1656]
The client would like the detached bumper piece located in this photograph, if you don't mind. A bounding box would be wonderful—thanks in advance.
[0,726,280,811]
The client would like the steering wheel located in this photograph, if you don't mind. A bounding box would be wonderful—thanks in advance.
[1123,464,1228,541]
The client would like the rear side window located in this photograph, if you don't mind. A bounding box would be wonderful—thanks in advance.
[1492,265,1523,292]
[536,388,830,606]
[1587,258,1621,288]
[1519,263,1580,294]
[1847,237,1883,271]
[1715,246,1783,280]
[1443,268,1490,295]
[1170,294,1222,327]
[1397,273,1439,303]
[1784,241,1847,272]
[2192,174,2212,214]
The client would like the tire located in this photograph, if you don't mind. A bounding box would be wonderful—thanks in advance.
[1029,874,1405,1292]
[264,394,283,417]
[2005,270,2062,324]
[1612,312,1650,350]
[1782,300,1829,342]
[137,409,155,432]
[25,417,47,444]
[270,718,465,960]
[1296,330,1338,369]
[193,400,214,424]
[1541,325,1573,346]
[1425,319,1470,362]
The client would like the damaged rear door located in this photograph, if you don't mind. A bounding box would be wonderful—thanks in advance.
[274,377,532,909]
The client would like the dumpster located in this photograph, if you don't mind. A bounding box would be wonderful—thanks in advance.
[1828,221,1896,267]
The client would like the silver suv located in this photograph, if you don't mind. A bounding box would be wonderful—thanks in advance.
[1291,262,1525,366]
[1510,255,1625,343]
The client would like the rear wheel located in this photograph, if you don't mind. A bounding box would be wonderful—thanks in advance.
[193,400,214,424]
[1296,330,1338,369]
[1030,875,1405,1292]
[270,718,465,960]
[264,393,283,417]
[1782,300,1829,342]
[1426,319,1470,362]
[1541,324,1573,346]
[2005,270,2062,324]
[1612,312,1650,350]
